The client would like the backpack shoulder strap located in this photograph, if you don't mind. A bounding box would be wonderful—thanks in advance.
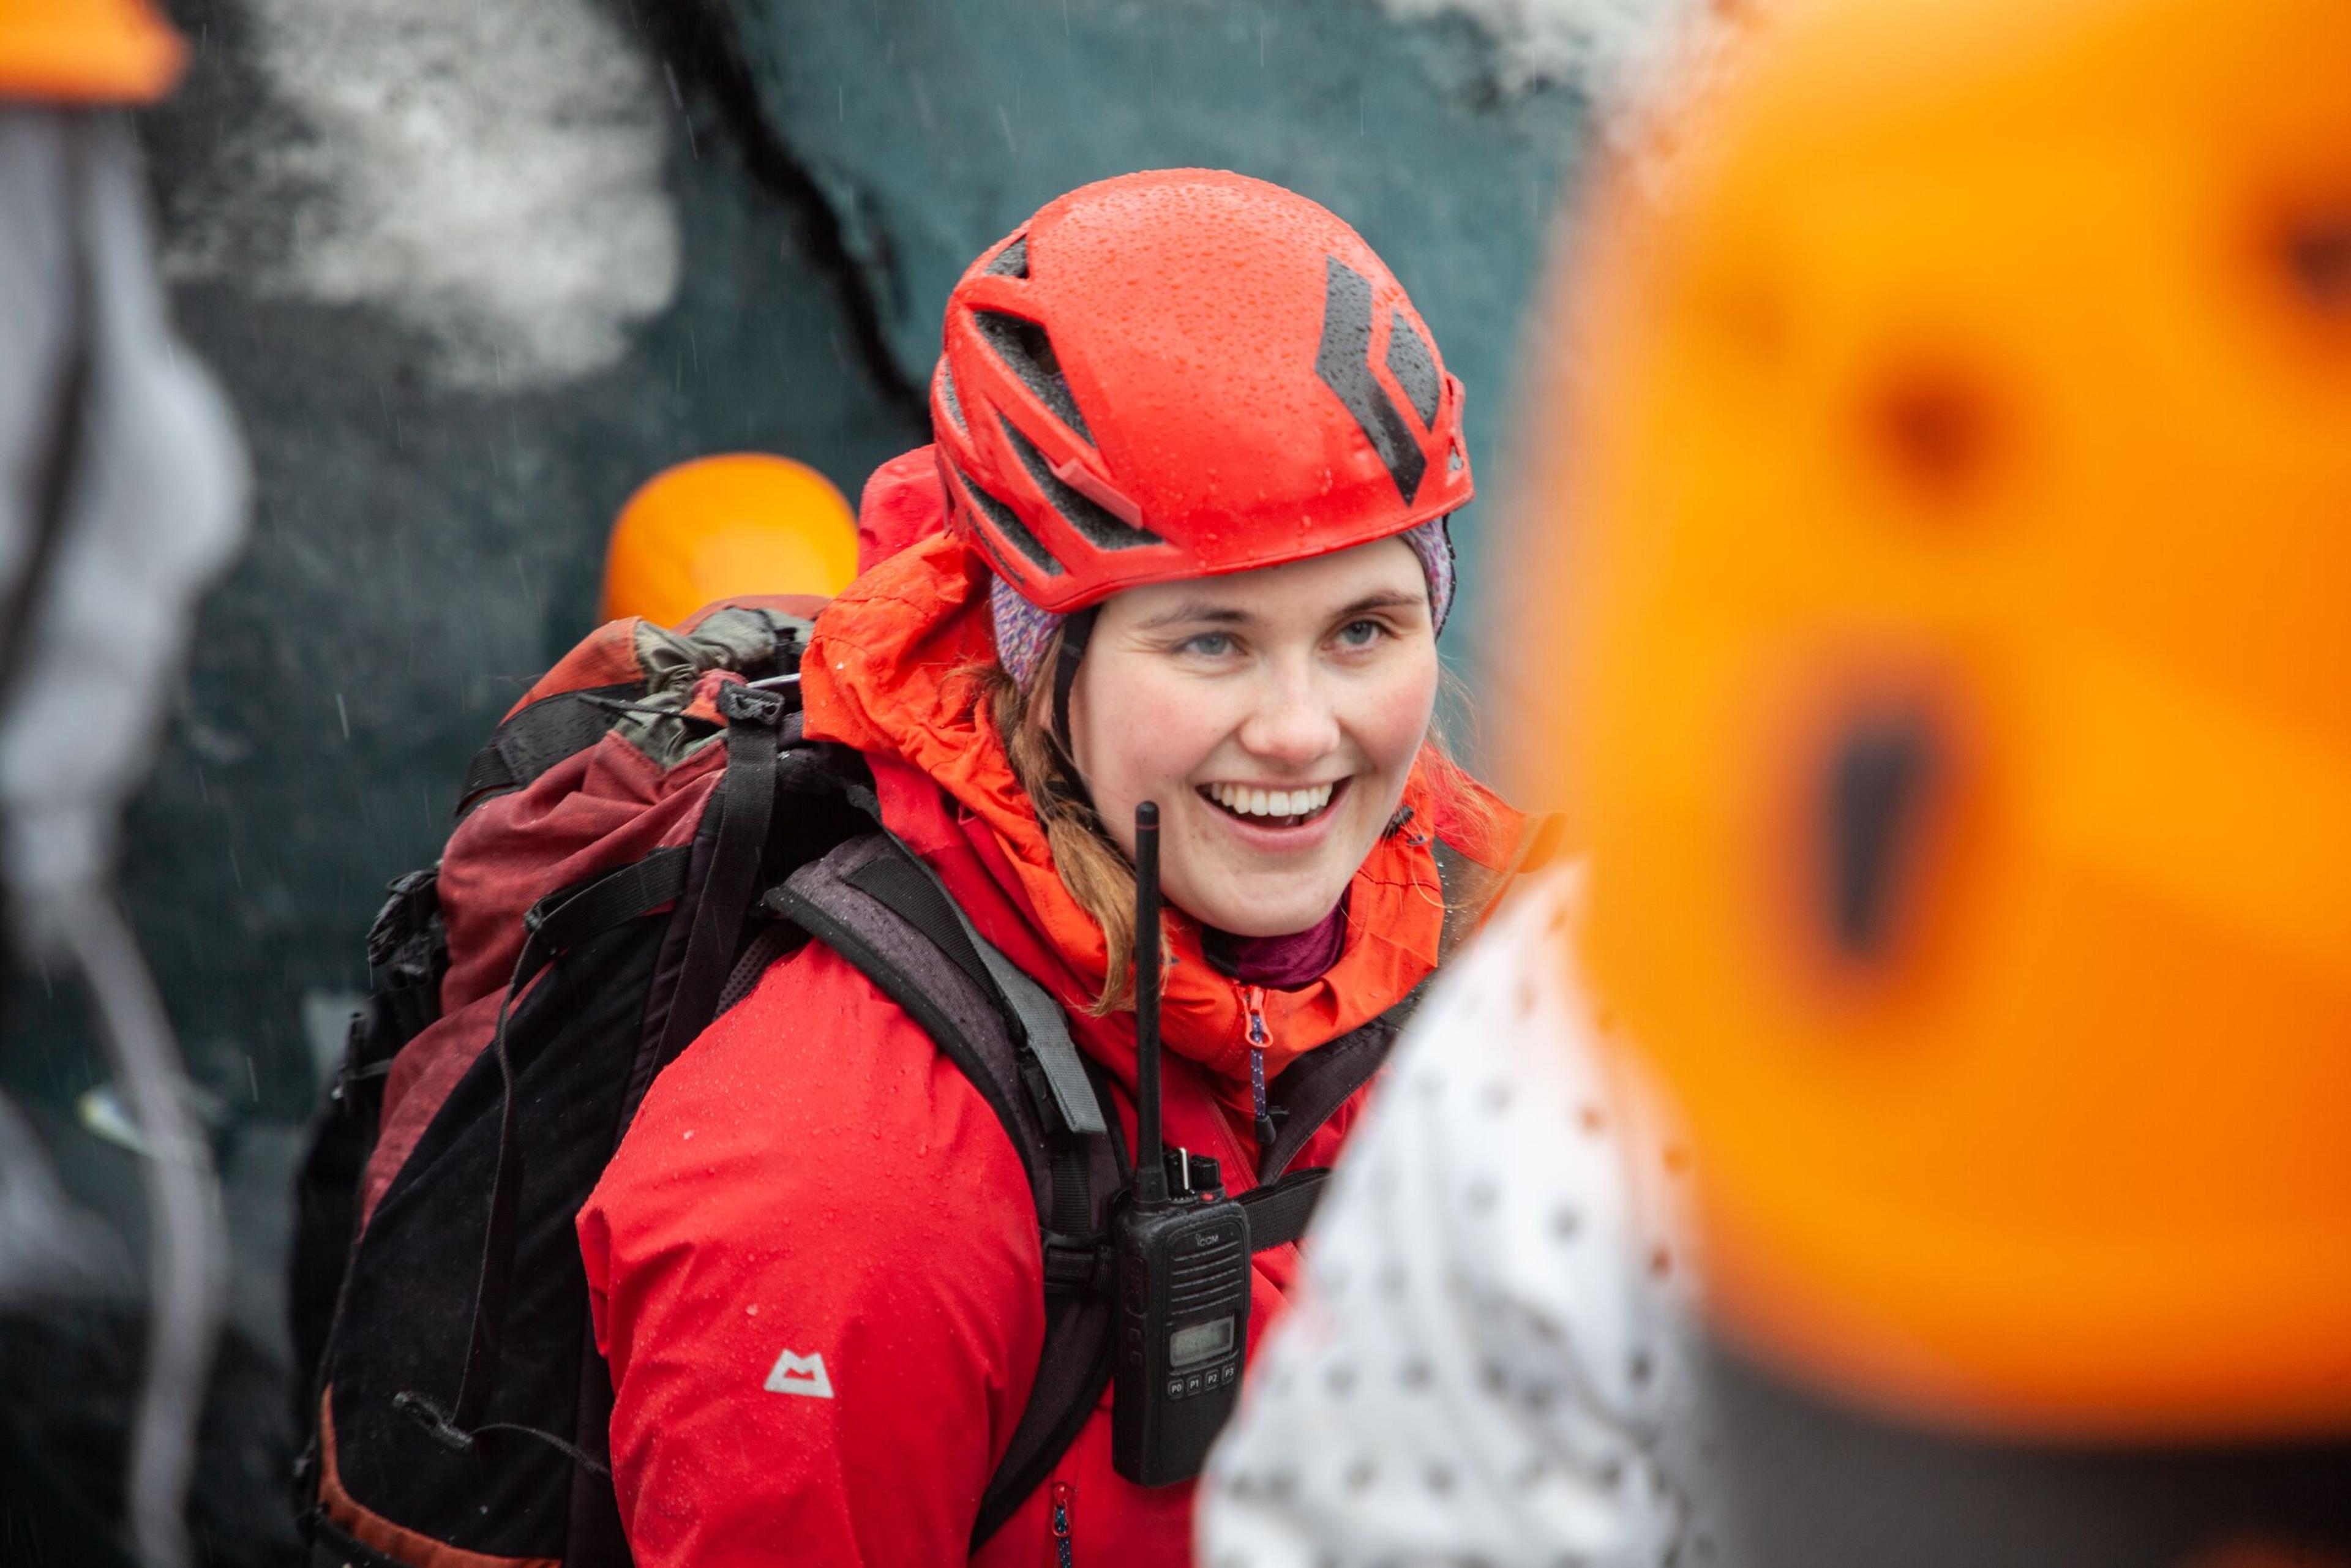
[828,841,1106,1141]
[1430,809,1568,961]
[765,834,1125,1547]
[1252,1007,1412,1185]
[764,834,1087,1206]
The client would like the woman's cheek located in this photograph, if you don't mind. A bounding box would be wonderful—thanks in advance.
[1357,656,1443,777]
[1105,667,1229,799]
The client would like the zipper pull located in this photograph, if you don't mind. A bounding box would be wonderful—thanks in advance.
[1051,1480,1075,1568]
[1243,987,1283,1150]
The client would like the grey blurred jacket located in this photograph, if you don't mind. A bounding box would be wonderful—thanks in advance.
[0,107,245,929]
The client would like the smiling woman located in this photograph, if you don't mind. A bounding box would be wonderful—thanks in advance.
[1090,545,1437,899]
[576,169,1549,1568]
[983,535,1476,1013]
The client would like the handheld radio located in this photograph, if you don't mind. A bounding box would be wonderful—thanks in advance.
[1111,801,1254,1485]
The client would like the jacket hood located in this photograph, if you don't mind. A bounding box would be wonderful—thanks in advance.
[801,447,1522,1089]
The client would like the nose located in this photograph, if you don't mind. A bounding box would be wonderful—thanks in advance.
[1235,658,1341,770]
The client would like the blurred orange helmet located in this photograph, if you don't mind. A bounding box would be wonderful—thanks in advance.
[1547,0,2351,1442]
[0,0,182,103]
[600,454,857,628]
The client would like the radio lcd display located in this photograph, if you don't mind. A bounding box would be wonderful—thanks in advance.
[1169,1316,1235,1370]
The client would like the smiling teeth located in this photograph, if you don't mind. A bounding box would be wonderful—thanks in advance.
[1209,781,1335,819]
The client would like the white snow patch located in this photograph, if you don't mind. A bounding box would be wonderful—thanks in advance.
[1380,0,1768,176]
[1380,0,1691,94]
[172,0,679,391]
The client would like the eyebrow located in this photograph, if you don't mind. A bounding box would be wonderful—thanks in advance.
[1134,600,1252,631]
[1134,588,1429,632]
[1335,590,1428,618]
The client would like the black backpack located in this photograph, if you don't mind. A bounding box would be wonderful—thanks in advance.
[288,604,1413,1567]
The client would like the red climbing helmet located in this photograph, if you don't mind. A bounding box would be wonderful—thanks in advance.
[932,168,1473,613]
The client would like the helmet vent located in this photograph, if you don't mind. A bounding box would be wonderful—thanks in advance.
[975,310,1095,445]
[2284,212,2351,313]
[1385,310,1442,426]
[1872,367,1997,502]
[1316,257,1428,503]
[1822,715,1936,960]
[984,236,1030,279]
[1000,417,1165,552]
[957,467,1064,579]
[939,364,967,432]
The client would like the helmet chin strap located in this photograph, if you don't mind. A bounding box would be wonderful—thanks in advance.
[1049,605,1098,763]
[1045,606,1102,823]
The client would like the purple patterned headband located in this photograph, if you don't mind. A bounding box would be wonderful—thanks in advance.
[990,517,1457,688]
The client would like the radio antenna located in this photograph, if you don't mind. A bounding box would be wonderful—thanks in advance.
[1133,801,1169,1207]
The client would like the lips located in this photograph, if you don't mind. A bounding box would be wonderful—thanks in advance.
[1199,778,1344,828]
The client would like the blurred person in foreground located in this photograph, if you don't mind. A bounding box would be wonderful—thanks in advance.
[1202,0,2351,1562]
[0,2,249,1566]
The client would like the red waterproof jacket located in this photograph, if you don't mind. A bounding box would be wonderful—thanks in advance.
[577,450,1525,1567]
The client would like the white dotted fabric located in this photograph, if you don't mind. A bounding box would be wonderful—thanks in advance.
[1198,863,1725,1568]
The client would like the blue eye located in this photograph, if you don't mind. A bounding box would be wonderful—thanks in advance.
[1180,632,1236,658]
[1335,618,1384,648]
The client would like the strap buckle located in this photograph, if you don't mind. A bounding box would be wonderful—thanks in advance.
[1040,1233,1114,1296]
[717,680,786,728]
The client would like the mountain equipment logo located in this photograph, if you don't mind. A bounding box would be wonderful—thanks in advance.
[763,1348,834,1399]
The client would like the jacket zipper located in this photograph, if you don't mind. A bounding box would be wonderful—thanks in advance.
[1205,985,1373,1186]
[1242,986,1280,1150]
[1051,1480,1075,1568]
